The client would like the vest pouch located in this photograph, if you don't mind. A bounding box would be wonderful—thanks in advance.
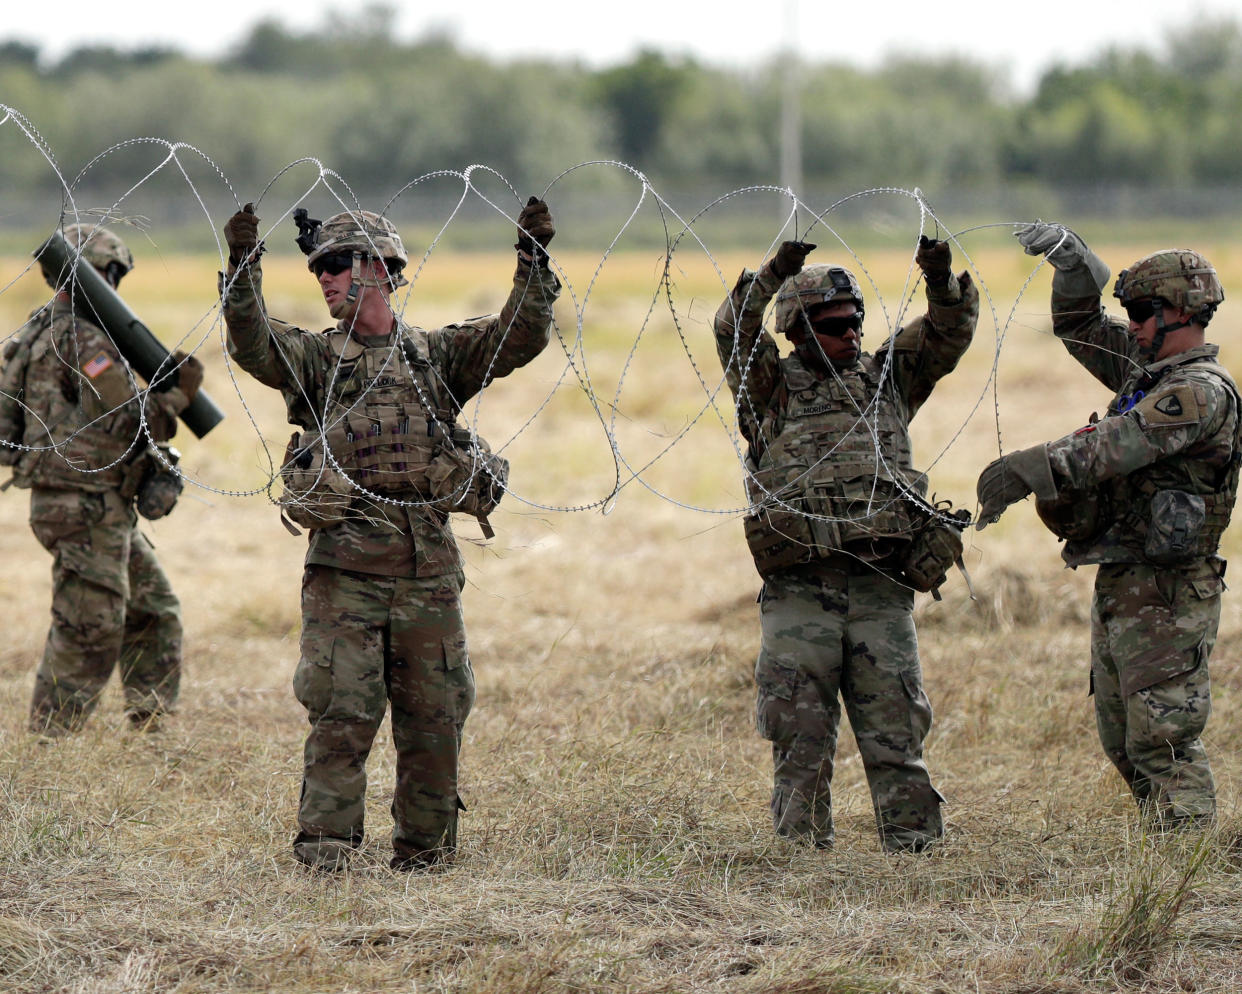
[279,431,354,529]
[832,475,911,548]
[744,504,816,577]
[1145,490,1206,565]
[0,319,40,467]
[804,493,842,554]
[118,446,153,501]
[743,465,817,576]
[426,428,509,520]
[134,444,183,520]
[327,413,437,495]
[901,507,968,593]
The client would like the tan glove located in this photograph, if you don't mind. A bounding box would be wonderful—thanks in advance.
[1015,221,1110,294]
[224,203,261,266]
[915,235,952,287]
[515,197,555,265]
[172,350,204,403]
[976,443,1057,529]
[770,240,817,280]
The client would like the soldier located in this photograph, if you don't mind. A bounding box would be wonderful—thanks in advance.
[0,223,203,735]
[714,237,979,852]
[219,200,558,872]
[978,225,1237,829]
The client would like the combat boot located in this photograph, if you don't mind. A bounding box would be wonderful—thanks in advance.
[293,834,356,873]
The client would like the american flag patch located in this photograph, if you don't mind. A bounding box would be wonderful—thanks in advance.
[82,351,114,378]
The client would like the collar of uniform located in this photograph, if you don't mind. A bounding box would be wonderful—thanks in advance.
[1143,342,1220,377]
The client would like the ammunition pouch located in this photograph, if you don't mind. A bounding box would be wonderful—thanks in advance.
[322,412,438,494]
[743,502,816,577]
[900,500,970,594]
[116,444,183,519]
[279,430,355,529]
[1114,472,1231,565]
[426,427,509,533]
[1144,489,1207,566]
[135,445,183,520]
[278,418,509,535]
[742,465,919,578]
[0,321,37,467]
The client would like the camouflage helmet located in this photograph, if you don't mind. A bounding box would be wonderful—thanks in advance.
[304,210,408,287]
[61,223,134,276]
[1112,249,1224,325]
[772,264,865,339]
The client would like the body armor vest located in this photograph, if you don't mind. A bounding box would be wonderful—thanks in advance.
[1064,358,1242,567]
[281,329,507,532]
[10,313,136,492]
[743,354,923,574]
[319,332,446,494]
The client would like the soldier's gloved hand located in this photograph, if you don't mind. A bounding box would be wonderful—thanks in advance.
[172,350,204,403]
[770,240,817,280]
[975,443,1057,530]
[1015,221,1110,293]
[224,203,261,267]
[515,197,555,266]
[915,235,952,287]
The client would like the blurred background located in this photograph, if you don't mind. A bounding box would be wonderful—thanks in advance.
[3,0,1242,251]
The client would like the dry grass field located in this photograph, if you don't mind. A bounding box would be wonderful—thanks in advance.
[2,237,1242,993]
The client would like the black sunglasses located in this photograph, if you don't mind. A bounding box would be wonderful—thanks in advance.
[807,313,863,338]
[1123,298,1160,323]
[311,251,358,278]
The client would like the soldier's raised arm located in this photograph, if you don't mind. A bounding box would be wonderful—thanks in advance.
[1016,221,1135,390]
[219,203,319,394]
[435,197,561,405]
[880,236,979,418]
[713,240,812,447]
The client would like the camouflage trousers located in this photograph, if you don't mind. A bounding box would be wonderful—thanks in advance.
[28,488,182,734]
[1091,561,1221,825]
[294,565,474,866]
[754,562,943,851]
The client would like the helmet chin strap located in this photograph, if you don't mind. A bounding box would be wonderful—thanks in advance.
[795,337,859,372]
[333,252,396,317]
[1143,307,1193,361]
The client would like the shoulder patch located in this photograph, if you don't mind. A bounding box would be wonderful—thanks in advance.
[82,351,114,379]
[1133,384,1201,429]
[79,351,133,412]
[1154,394,1182,417]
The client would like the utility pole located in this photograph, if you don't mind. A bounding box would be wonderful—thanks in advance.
[779,0,802,209]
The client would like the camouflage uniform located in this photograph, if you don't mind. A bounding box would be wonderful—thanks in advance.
[714,254,978,851]
[221,223,559,868]
[1,228,191,734]
[1038,249,1235,825]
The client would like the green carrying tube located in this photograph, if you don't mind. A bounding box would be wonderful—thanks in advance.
[34,231,225,439]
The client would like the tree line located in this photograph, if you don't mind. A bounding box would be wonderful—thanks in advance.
[2,6,1241,224]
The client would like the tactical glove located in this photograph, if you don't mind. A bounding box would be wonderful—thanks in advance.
[975,443,1058,529]
[515,197,555,265]
[172,350,204,403]
[224,203,261,267]
[770,240,816,280]
[1015,221,1110,295]
[915,235,952,287]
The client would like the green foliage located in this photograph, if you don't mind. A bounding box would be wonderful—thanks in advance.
[3,13,1242,214]
[593,50,696,165]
